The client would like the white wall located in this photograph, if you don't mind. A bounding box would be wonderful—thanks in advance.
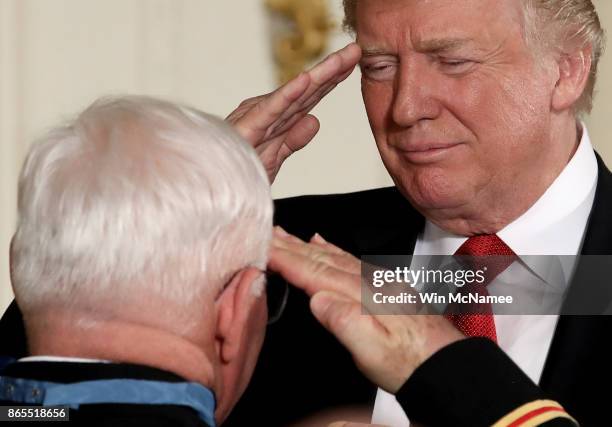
[0,0,610,313]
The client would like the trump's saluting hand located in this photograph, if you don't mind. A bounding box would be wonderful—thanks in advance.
[226,43,361,183]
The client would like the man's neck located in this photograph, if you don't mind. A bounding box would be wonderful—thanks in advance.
[25,313,216,389]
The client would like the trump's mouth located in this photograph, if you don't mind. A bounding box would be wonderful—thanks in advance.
[395,142,464,164]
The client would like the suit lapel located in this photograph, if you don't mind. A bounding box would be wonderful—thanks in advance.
[539,153,612,421]
[578,153,612,256]
[351,219,424,255]
[350,190,425,256]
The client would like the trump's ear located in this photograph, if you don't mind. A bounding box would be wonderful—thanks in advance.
[215,267,263,364]
[551,45,592,112]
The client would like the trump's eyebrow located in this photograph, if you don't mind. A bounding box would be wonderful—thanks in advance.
[360,37,479,57]
[415,37,477,54]
[361,47,395,57]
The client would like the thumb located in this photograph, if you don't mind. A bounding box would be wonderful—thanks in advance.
[310,291,358,339]
[280,114,320,153]
[310,291,385,360]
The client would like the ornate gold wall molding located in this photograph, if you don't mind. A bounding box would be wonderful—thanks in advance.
[266,0,334,84]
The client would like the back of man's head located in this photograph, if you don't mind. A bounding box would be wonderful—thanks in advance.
[9,97,273,417]
[12,95,271,322]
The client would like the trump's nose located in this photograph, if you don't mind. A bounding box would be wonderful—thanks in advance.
[391,59,442,127]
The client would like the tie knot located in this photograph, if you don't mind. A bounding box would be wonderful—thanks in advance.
[455,234,515,257]
[453,234,517,286]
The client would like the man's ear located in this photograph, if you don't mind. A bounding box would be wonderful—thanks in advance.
[215,267,263,364]
[551,46,592,111]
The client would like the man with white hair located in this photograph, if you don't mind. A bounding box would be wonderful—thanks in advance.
[0,96,273,426]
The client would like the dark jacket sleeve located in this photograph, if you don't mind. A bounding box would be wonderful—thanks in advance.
[396,338,578,427]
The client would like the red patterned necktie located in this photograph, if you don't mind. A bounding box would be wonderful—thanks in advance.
[444,234,516,342]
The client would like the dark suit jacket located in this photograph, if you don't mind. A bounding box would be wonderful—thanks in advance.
[0,361,210,426]
[2,154,611,426]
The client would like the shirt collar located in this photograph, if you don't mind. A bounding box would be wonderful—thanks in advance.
[497,125,597,256]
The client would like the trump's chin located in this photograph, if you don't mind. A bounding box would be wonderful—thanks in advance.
[397,168,461,205]
[395,170,484,228]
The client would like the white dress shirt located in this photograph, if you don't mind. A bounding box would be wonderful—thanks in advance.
[372,126,598,427]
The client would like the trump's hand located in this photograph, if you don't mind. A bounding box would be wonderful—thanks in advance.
[269,228,464,393]
[226,43,361,183]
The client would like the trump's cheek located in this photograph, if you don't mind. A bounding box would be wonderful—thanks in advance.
[361,79,395,133]
[381,145,489,211]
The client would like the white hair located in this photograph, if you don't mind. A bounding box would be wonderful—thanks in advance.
[11,96,273,315]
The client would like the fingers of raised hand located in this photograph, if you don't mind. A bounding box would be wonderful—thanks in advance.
[226,94,266,120]
[309,43,361,85]
[274,228,361,275]
[269,229,361,299]
[268,245,361,300]
[228,73,311,143]
[263,43,360,140]
[231,46,340,144]
[310,233,347,254]
[263,64,352,140]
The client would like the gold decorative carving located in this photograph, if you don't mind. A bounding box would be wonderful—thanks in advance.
[266,0,334,84]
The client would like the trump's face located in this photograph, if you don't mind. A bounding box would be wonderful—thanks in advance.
[356,0,570,235]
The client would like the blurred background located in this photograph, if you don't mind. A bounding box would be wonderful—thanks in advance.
[0,0,610,312]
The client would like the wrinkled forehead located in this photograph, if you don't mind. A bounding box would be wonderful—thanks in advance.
[354,0,526,51]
